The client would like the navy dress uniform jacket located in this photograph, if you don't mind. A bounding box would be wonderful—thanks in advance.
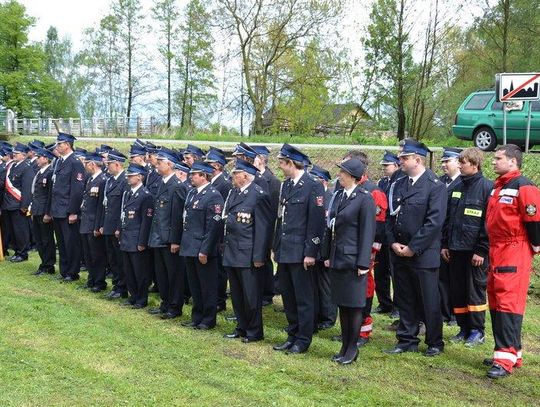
[119,186,154,252]
[145,168,161,197]
[1,161,33,211]
[212,172,232,200]
[100,172,128,235]
[50,154,85,218]
[148,175,187,247]
[324,186,376,270]
[80,173,107,234]
[30,166,53,216]
[179,183,224,258]
[222,183,272,268]
[385,169,447,268]
[262,168,281,219]
[273,172,326,263]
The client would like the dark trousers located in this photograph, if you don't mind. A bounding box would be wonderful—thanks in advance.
[262,255,275,302]
[313,260,337,326]
[105,235,126,294]
[1,213,11,253]
[374,244,393,311]
[449,250,488,333]
[32,215,56,271]
[81,233,107,289]
[53,217,81,279]
[438,258,453,321]
[217,251,228,308]
[186,256,218,327]
[278,262,315,348]
[4,209,30,258]
[123,250,151,306]
[154,246,185,316]
[226,266,264,340]
[393,259,444,349]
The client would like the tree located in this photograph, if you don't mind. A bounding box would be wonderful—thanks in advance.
[215,0,343,135]
[363,0,415,140]
[177,0,216,130]
[152,0,180,129]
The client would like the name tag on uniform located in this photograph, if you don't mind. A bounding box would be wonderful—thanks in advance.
[499,196,513,204]
[464,208,482,217]
[451,191,462,199]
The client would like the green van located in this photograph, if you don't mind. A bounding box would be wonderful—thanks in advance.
[452,90,540,151]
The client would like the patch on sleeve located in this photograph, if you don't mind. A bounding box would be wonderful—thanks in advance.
[316,196,324,207]
[147,208,153,217]
[213,214,222,221]
[312,237,320,245]
[526,203,537,216]
[76,173,83,181]
[214,204,222,214]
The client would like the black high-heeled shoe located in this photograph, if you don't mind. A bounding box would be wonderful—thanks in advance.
[338,350,359,365]
[331,353,344,362]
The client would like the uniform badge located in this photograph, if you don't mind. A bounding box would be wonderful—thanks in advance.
[42,178,47,186]
[214,204,222,214]
[312,237,321,245]
[193,200,199,209]
[316,196,324,207]
[526,203,537,216]
[499,196,513,204]
[213,214,221,221]
[128,210,135,219]
[147,208,153,217]
[76,173,83,181]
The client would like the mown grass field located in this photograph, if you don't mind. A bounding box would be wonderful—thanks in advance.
[0,252,539,406]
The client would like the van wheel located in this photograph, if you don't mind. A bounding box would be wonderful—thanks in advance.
[473,127,497,151]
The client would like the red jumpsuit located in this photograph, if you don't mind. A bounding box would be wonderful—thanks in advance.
[359,179,388,340]
[486,170,540,373]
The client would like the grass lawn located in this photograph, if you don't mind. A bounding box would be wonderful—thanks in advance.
[0,253,539,406]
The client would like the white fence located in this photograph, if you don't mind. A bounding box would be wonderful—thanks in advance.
[1,114,160,137]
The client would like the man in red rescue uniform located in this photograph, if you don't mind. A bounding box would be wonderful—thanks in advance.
[485,144,540,379]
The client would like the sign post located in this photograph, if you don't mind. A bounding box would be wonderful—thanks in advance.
[496,73,540,151]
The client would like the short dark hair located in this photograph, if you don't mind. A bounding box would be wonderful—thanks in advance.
[496,144,522,168]
[344,150,369,166]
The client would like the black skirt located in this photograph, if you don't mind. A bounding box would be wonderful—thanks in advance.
[330,268,367,308]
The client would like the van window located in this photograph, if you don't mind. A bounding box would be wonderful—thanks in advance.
[492,101,503,110]
[532,101,540,112]
[465,94,493,110]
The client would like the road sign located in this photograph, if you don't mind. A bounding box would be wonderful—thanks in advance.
[496,73,540,102]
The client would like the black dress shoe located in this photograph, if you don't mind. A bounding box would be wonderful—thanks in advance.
[317,322,334,330]
[357,337,370,348]
[33,269,45,276]
[216,304,226,312]
[273,341,294,351]
[106,291,122,300]
[181,320,198,328]
[331,335,342,342]
[338,350,359,365]
[147,307,164,315]
[389,310,400,319]
[120,300,135,307]
[373,306,392,314]
[161,312,180,320]
[242,337,263,343]
[262,299,273,306]
[487,364,510,379]
[132,303,146,309]
[196,324,213,330]
[90,286,106,293]
[383,345,418,355]
[224,331,244,339]
[331,353,344,362]
[62,276,79,283]
[148,285,159,293]
[10,255,28,263]
[286,344,308,354]
[424,347,443,357]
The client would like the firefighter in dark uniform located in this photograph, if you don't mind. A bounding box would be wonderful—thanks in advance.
[182,144,205,168]
[0,145,14,256]
[147,148,187,320]
[99,150,129,299]
[441,147,492,347]
[119,163,155,309]
[272,144,326,354]
[180,161,224,330]
[252,145,281,306]
[374,150,400,315]
[80,152,108,292]
[309,165,337,330]
[50,133,85,282]
[27,139,44,173]
[2,143,34,262]
[222,159,272,342]
[205,148,233,313]
[384,139,447,356]
[322,158,376,365]
[144,143,162,292]
[29,148,56,275]
[484,144,540,378]
[439,147,463,326]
